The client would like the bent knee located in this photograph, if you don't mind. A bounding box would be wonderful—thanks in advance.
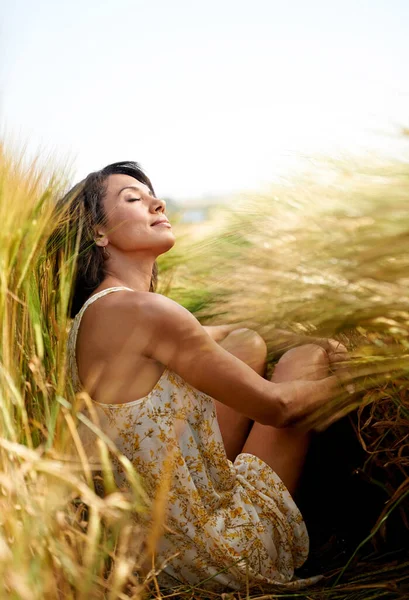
[228,328,267,356]
[280,343,328,364]
[273,343,329,382]
[222,328,267,373]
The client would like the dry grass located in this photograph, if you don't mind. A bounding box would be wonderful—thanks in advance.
[0,141,408,598]
[0,144,154,599]
[158,154,409,598]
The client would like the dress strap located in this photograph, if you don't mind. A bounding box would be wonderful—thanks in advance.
[67,286,134,392]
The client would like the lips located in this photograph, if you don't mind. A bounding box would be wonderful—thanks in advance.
[151,218,171,227]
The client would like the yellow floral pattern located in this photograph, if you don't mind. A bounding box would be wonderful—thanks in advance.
[67,287,317,590]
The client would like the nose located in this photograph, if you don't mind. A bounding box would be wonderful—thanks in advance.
[150,196,166,213]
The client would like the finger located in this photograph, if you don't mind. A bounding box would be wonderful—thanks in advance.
[329,360,354,384]
[289,376,358,431]
[327,341,349,359]
[284,375,342,430]
[328,352,350,366]
[315,338,349,362]
[327,338,347,349]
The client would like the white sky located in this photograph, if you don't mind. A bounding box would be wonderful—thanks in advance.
[1,0,409,200]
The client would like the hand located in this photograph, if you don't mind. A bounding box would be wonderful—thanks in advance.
[322,338,349,369]
[278,375,342,428]
[272,343,354,431]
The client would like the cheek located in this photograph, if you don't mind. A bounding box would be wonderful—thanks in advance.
[109,222,147,249]
[106,207,147,245]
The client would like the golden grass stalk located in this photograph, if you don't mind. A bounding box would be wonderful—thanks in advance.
[157,154,409,592]
[0,144,153,598]
[1,139,408,598]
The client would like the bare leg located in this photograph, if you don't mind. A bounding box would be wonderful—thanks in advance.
[241,344,330,496]
[215,328,267,462]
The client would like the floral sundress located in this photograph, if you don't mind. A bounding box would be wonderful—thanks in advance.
[67,286,317,590]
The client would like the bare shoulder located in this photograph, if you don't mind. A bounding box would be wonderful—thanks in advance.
[93,290,193,324]
[80,290,200,353]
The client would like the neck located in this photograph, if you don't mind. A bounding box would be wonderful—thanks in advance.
[102,249,156,293]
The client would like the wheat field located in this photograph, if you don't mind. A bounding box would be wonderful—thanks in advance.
[0,141,408,599]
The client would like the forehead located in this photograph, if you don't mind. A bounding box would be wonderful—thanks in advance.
[104,173,151,198]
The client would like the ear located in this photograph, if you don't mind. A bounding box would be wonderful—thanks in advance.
[94,230,108,247]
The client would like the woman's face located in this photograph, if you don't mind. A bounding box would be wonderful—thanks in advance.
[98,173,175,255]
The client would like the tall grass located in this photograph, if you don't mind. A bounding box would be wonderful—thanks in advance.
[0,145,155,599]
[158,155,409,595]
[0,140,408,598]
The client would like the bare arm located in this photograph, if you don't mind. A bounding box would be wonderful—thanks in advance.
[114,293,339,428]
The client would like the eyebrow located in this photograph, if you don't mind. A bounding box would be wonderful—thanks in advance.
[117,185,154,197]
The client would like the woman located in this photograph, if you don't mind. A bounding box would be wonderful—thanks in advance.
[55,161,346,590]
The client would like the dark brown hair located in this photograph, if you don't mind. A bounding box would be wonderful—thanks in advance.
[48,161,158,318]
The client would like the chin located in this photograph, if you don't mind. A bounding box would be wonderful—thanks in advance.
[156,234,176,256]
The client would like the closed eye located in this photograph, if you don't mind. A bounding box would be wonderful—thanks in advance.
[127,197,142,202]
